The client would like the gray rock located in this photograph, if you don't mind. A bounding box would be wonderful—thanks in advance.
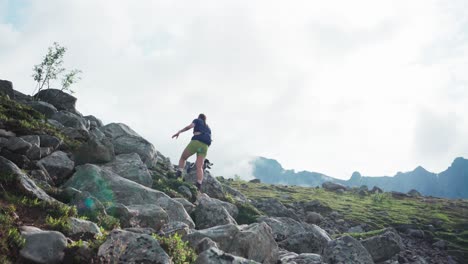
[84,115,103,128]
[258,217,308,241]
[0,148,31,169]
[27,101,58,118]
[253,198,298,219]
[185,223,278,264]
[0,137,8,147]
[432,240,448,250]
[279,252,323,264]
[370,186,383,194]
[178,185,193,199]
[68,190,107,216]
[195,247,261,264]
[40,147,52,158]
[26,145,42,160]
[0,157,58,203]
[222,183,249,203]
[19,226,67,264]
[361,228,403,263]
[0,79,14,98]
[348,225,365,233]
[51,111,89,130]
[47,119,65,129]
[20,135,40,147]
[37,151,74,180]
[407,229,425,238]
[249,179,261,183]
[196,237,219,254]
[174,198,196,214]
[408,189,422,197]
[39,135,62,149]
[30,169,53,185]
[0,129,15,138]
[98,229,170,263]
[194,195,238,229]
[73,135,114,165]
[67,217,102,238]
[323,235,374,264]
[34,89,78,113]
[184,168,225,199]
[99,123,158,168]
[61,127,90,141]
[306,212,324,225]
[159,221,190,237]
[322,181,347,192]
[64,164,194,228]
[124,227,156,235]
[101,153,152,187]
[278,225,331,254]
[126,204,169,230]
[6,137,32,154]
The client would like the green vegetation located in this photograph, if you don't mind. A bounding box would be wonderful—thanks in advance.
[223,193,263,225]
[0,96,81,148]
[152,172,198,202]
[227,179,468,253]
[0,205,26,264]
[152,233,197,264]
[32,42,81,95]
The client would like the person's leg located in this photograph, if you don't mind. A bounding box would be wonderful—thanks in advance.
[176,142,195,177]
[195,154,205,188]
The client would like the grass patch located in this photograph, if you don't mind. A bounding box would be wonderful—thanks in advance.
[152,233,197,264]
[152,172,198,202]
[0,205,26,263]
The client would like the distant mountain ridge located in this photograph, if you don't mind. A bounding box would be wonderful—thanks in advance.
[252,157,468,199]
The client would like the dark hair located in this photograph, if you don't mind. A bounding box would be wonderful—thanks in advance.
[198,113,206,122]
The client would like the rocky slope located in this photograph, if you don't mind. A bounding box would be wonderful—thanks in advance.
[0,79,466,264]
[253,156,468,199]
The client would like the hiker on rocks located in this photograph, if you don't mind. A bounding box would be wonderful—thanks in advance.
[172,113,212,191]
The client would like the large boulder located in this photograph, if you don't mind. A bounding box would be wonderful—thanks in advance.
[26,101,58,118]
[278,225,331,254]
[184,168,225,199]
[73,135,115,165]
[222,183,249,203]
[84,115,103,128]
[101,153,152,187]
[37,151,74,181]
[19,226,67,264]
[64,164,194,228]
[51,111,88,130]
[361,228,404,263]
[6,137,32,154]
[323,235,374,264]
[185,223,278,264]
[99,123,158,168]
[193,195,238,229]
[34,89,78,114]
[195,247,261,264]
[0,157,58,203]
[257,217,308,241]
[39,135,62,149]
[322,181,347,192]
[253,198,298,219]
[98,229,170,263]
[174,198,196,214]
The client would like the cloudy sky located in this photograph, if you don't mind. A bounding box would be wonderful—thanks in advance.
[1,0,467,179]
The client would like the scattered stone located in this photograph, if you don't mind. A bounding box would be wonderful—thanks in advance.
[323,235,374,264]
[19,226,67,264]
[195,247,260,264]
[98,229,170,263]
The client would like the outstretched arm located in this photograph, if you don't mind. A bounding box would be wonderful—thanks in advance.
[172,123,195,139]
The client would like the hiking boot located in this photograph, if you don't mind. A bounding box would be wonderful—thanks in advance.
[175,170,182,179]
[195,182,202,192]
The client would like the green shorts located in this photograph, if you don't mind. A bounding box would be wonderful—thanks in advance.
[185,140,209,158]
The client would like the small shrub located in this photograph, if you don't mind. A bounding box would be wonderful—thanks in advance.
[46,215,71,233]
[371,193,389,203]
[235,202,263,225]
[152,233,197,264]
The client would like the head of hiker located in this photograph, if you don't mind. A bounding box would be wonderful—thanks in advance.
[172,113,212,193]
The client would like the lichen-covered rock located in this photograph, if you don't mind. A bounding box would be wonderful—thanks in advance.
[257,216,308,241]
[98,229,171,263]
[67,217,102,238]
[19,226,67,264]
[196,237,219,254]
[253,198,298,219]
[279,252,323,264]
[73,135,115,165]
[159,221,190,237]
[174,198,196,214]
[51,111,89,130]
[323,235,374,264]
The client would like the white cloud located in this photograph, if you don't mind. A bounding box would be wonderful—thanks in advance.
[0,0,467,179]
